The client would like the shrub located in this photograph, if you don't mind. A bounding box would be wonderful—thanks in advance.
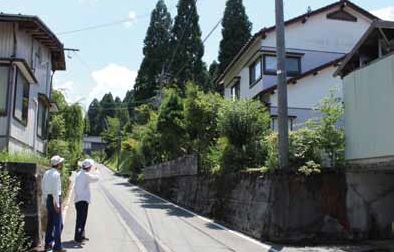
[307,89,345,167]
[217,99,270,172]
[0,169,29,252]
[264,128,320,171]
[219,99,270,148]
[157,89,187,161]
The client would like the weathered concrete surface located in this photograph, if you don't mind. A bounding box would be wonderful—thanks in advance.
[346,169,394,240]
[142,169,394,244]
[143,154,197,180]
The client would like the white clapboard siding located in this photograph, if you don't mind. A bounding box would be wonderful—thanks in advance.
[16,28,33,66]
[0,22,14,58]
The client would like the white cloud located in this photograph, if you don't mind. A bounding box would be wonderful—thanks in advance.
[371,6,394,21]
[124,11,138,28]
[54,80,74,92]
[89,63,137,103]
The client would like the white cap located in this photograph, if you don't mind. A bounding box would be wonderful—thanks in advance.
[50,155,64,166]
[82,159,94,169]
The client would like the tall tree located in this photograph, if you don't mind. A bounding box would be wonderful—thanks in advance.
[115,96,130,126]
[87,99,101,135]
[206,60,221,93]
[100,93,116,118]
[123,89,136,119]
[218,0,252,74]
[134,0,173,102]
[170,0,206,89]
[157,89,186,160]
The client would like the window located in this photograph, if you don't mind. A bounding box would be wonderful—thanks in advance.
[14,71,30,125]
[271,116,295,131]
[263,55,301,77]
[231,81,240,101]
[37,100,48,138]
[249,57,262,86]
[0,66,9,115]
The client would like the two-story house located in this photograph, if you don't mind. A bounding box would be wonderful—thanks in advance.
[216,0,378,130]
[0,14,66,154]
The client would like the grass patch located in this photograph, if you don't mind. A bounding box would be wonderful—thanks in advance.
[0,151,48,166]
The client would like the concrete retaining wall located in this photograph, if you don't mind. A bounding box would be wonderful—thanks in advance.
[1,162,45,248]
[142,168,394,243]
[143,154,197,180]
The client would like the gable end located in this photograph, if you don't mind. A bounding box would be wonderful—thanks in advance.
[327,9,358,22]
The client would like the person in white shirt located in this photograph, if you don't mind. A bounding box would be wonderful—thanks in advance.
[42,155,66,252]
[73,158,100,243]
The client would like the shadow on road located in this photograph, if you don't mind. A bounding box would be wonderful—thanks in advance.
[113,182,132,187]
[62,240,84,249]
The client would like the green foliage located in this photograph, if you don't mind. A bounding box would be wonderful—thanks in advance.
[101,117,121,158]
[87,99,102,136]
[217,99,270,172]
[115,97,130,127]
[134,0,173,102]
[0,151,48,166]
[133,112,163,167]
[218,0,252,74]
[47,140,70,160]
[123,90,136,119]
[0,170,29,252]
[264,90,345,172]
[91,150,105,163]
[51,90,68,111]
[298,161,321,176]
[48,90,84,194]
[206,61,221,93]
[157,89,186,160]
[184,84,221,150]
[308,90,345,167]
[134,104,152,126]
[48,114,66,140]
[100,93,116,118]
[264,129,320,171]
[219,99,270,148]
[171,0,206,89]
[289,128,320,168]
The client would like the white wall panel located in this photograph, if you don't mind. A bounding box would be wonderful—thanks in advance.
[344,54,394,160]
[0,23,14,58]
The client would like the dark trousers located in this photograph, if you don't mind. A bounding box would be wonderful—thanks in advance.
[45,195,63,249]
[74,201,89,241]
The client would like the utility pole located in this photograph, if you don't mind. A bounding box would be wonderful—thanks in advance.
[275,0,289,170]
[117,127,122,172]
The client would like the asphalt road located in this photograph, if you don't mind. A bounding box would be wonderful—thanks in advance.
[60,165,393,252]
[61,165,273,252]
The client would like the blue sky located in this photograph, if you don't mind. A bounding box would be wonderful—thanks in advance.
[0,0,393,109]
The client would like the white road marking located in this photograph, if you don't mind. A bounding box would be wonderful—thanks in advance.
[100,185,148,252]
[100,164,276,252]
[62,171,76,222]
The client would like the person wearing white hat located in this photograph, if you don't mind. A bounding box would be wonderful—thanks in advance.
[42,155,66,252]
[73,158,100,243]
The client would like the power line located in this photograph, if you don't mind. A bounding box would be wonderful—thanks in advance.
[57,12,153,36]
[58,19,132,35]
[202,18,222,44]
[57,4,178,36]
